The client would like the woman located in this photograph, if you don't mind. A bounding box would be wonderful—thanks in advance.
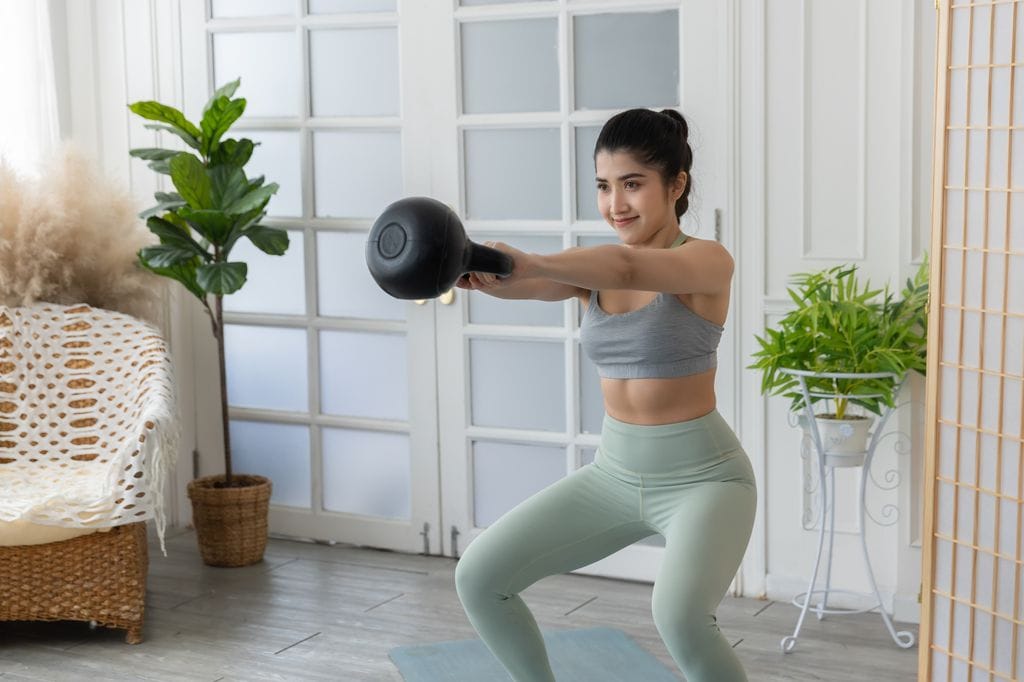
[453,108,757,682]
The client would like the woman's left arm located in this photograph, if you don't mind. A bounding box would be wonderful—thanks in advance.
[519,240,734,295]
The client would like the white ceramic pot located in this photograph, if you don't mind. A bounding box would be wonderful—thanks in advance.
[813,414,874,466]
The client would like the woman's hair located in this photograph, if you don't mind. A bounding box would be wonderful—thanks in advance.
[594,108,694,219]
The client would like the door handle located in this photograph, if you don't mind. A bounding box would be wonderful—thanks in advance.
[414,299,427,305]
[440,289,455,305]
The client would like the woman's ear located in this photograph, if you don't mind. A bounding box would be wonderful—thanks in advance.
[672,171,688,200]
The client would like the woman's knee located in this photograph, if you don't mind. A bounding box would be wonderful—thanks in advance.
[455,536,505,606]
[651,595,718,648]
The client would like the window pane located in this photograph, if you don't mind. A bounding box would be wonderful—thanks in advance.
[310,28,399,117]
[212,0,293,18]
[575,126,601,220]
[573,11,678,110]
[461,0,550,5]
[467,234,564,326]
[309,0,396,12]
[461,19,558,114]
[470,338,564,431]
[317,231,407,320]
[230,421,311,508]
[579,351,604,435]
[225,325,308,411]
[464,128,561,220]
[320,330,408,421]
[224,230,305,315]
[472,441,564,527]
[245,130,302,218]
[322,428,410,519]
[213,32,300,117]
[313,130,403,218]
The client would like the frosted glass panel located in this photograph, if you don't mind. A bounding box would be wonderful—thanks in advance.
[575,126,601,220]
[310,28,399,117]
[461,0,547,5]
[472,441,564,527]
[946,130,965,187]
[212,0,293,17]
[461,19,558,114]
[948,69,967,128]
[467,234,564,326]
[317,231,407,320]
[320,330,408,421]
[579,352,604,435]
[464,128,561,220]
[309,0,396,12]
[230,420,311,508]
[573,12,678,110]
[470,339,564,431]
[225,325,308,411]
[213,32,299,118]
[224,230,305,315]
[322,428,410,519]
[243,131,302,217]
[313,131,402,218]
[580,447,596,466]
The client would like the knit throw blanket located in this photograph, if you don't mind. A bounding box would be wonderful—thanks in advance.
[0,303,178,552]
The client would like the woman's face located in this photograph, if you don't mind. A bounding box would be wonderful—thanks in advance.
[595,150,685,248]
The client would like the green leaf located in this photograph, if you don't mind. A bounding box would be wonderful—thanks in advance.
[200,95,246,157]
[145,216,209,259]
[225,182,279,214]
[147,158,172,175]
[139,199,187,219]
[209,165,249,211]
[203,78,241,116]
[139,243,201,268]
[142,123,201,152]
[243,225,290,255]
[212,138,254,168]
[178,207,234,245]
[129,101,201,135]
[129,147,180,161]
[197,261,247,295]
[169,153,213,209]
[139,254,205,302]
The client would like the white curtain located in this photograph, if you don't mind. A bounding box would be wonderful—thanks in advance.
[0,0,60,176]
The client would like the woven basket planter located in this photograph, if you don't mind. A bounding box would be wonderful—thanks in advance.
[187,474,272,567]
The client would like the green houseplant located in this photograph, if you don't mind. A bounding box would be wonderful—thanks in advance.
[128,78,289,567]
[748,257,929,456]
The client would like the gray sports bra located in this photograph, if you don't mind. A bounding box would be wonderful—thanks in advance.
[579,234,724,379]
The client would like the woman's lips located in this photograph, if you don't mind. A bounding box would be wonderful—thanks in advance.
[613,216,637,226]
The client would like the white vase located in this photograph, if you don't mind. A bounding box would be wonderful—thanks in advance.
[801,414,875,467]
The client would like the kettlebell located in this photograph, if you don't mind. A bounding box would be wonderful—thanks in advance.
[365,196,514,299]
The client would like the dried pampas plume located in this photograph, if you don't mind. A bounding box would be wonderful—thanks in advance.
[0,144,165,323]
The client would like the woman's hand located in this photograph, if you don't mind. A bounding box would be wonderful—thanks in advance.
[454,241,536,290]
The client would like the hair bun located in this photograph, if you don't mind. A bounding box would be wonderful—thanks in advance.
[659,108,688,136]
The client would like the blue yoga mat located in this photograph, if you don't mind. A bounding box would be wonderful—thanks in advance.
[388,627,679,681]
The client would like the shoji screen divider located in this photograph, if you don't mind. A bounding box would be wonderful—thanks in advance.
[920,1,1023,680]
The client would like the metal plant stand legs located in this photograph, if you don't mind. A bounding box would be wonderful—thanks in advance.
[779,370,916,653]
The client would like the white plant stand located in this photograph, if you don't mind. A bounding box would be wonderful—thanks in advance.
[778,368,916,653]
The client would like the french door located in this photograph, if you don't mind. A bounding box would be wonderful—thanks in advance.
[181,0,731,583]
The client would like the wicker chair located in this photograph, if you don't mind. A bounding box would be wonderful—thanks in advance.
[0,303,177,643]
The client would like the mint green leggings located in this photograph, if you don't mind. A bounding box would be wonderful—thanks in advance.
[455,409,757,682]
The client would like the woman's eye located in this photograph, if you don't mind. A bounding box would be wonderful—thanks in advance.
[625,181,639,190]
[596,184,608,192]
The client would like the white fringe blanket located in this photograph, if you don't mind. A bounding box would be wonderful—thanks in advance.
[0,303,178,553]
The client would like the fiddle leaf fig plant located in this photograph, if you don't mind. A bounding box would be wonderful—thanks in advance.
[128,78,289,487]
[748,255,929,419]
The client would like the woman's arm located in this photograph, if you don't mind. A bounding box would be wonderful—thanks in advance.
[455,272,583,301]
[524,240,734,295]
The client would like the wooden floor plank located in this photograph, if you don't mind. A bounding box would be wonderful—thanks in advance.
[0,528,919,681]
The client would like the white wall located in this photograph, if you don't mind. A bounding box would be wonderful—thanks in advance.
[56,0,938,622]
[738,0,936,623]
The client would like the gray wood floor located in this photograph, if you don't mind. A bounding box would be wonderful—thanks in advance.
[0,527,919,681]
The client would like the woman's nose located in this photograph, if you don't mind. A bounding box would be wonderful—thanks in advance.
[610,190,629,213]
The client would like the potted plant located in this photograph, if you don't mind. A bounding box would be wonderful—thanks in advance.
[748,257,929,459]
[128,78,289,567]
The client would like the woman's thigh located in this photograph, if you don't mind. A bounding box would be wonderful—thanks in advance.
[457,464,652,595]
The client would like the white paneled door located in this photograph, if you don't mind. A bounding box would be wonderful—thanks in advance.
[181,0,730,583]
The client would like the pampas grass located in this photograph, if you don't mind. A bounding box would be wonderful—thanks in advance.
[0,144,164,322]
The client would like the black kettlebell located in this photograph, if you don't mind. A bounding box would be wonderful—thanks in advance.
[365,196,514,299]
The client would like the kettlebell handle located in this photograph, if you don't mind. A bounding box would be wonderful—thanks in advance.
[467,242,514,277]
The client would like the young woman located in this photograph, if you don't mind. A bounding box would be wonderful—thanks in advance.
[453,108,757,682]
